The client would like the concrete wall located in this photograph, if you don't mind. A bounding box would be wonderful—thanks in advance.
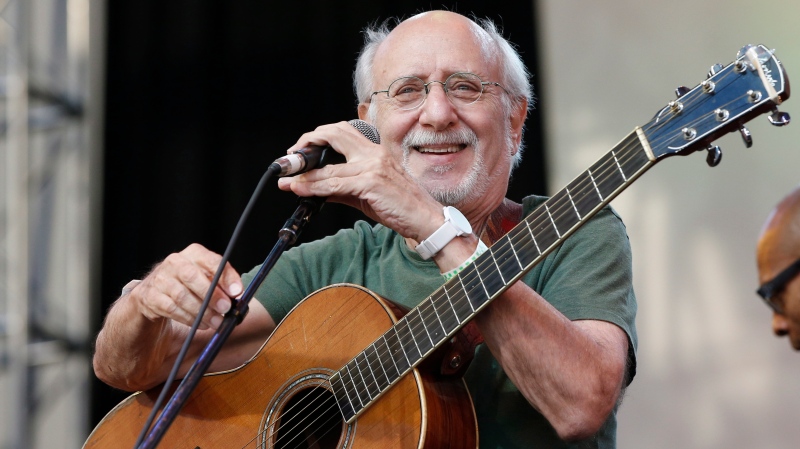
[538,1,800,447]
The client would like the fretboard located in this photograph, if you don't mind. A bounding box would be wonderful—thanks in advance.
[330,128,655,423]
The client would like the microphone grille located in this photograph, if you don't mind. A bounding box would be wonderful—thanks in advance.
[348,119,381,145]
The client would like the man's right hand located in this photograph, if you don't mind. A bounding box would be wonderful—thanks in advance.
[132,243,243,330]
[93,243,275,392]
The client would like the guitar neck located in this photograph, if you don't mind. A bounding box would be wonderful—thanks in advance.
[330,128,656,423]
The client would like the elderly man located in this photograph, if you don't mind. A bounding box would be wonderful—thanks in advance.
[93,11,637,448]
[757,186,800,350]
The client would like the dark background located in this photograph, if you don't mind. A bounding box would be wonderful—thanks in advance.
[93,0,547,429]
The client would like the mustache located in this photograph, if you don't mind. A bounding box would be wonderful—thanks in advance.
[401,127,479,149]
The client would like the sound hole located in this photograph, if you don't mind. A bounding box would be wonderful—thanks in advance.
[274,386,343,449]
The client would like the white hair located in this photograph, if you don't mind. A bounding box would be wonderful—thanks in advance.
[352,13,534,172]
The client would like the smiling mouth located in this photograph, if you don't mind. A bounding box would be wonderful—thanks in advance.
[413,144,467,153]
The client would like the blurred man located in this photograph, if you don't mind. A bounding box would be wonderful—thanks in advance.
[757,185,800,350]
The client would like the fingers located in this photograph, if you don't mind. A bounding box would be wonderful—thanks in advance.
[287,121,375,159]
[132,243,242,331]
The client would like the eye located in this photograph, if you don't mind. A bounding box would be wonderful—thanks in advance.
[446,73,483,100]
[450,81,480,92]
[388,77,425,99]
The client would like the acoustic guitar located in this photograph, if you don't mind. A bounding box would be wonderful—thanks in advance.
[85,44,789,449]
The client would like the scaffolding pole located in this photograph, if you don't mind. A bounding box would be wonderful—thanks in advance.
[1,0,100,447]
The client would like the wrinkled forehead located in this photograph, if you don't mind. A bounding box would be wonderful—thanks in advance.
[372,13,497,84]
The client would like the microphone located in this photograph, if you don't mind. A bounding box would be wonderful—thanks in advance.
[271,119,381,176]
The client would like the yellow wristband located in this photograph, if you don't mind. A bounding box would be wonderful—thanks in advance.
[441,240,489,281]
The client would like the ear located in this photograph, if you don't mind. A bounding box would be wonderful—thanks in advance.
[508,98,528,156]
[357,102,371,122]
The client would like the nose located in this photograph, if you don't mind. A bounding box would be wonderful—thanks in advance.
[772,312,789,337]
[418,82,457,131]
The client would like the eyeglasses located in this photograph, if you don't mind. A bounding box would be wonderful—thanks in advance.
[370,72,505,111]
[756,257,800,314]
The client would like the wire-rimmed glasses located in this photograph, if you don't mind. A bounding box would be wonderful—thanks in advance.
[370,72,505,111]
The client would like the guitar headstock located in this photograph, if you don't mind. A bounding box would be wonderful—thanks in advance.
[644,44,790,165]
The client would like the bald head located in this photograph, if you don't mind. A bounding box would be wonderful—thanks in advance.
[757,186,800,277]
[379,11,496,65]
[353,10,532,109]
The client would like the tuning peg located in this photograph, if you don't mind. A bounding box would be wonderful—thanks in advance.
[768,109,791,126]
[739,126,753,148]
[707,64,724,78]
[675,86,691,98]
[706,145,722,167]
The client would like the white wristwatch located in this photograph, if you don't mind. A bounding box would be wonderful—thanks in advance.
[415,206,473,260]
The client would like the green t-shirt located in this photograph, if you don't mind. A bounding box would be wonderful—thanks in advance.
[243,195,637,449]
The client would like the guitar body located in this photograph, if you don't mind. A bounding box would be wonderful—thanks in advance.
[85,284,478,449]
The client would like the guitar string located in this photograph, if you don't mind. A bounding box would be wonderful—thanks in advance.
[265,392,341,449]
[239,67,759,445]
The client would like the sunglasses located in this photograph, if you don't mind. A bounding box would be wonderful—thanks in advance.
[756,258,800,314]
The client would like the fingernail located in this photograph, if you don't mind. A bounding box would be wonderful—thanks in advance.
[229,283,243,297]
[211,315,222,328]
[215,300,231,314]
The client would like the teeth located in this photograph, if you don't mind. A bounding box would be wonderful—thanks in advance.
[415,146,461,153]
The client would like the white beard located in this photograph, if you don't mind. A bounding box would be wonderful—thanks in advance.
[400,127,503,206]
[401,128,480,205]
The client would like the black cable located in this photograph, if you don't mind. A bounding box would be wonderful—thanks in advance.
[133,162,282,448]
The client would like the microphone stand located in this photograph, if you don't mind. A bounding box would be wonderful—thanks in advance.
[137,196,326,449]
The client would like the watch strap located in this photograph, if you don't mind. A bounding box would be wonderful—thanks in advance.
[415,206,472,260]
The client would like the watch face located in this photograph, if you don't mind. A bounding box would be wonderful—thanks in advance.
[445,206,472,235]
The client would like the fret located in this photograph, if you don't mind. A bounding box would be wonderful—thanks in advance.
[490,240,522,284]
[375,335,399,384]
[567,171,603,218]
[589,152,625,200]
[344,361,367,409]
[459,265,490,310]
[523,219,542,255]
[528,209,559,252]
[566,187,581,220]
[395,317,422,363]
[385,327,411,374]
[506,229,537,267]
[408,308,434,355]
[587,169,604,202]
[611,150,628,182]
[549,189,580,233]
[503,233,527,269]
[428,294,447,331]
[355,352,380,400]
[619,143,650,178]
[330,372,355,421]
[444,279,473,323]
[364,343,389,391]
[419,298,446,344]
[488,247,506,284]
[544,203,562,238]
[474,253,506,298]
[431,290,459,334]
